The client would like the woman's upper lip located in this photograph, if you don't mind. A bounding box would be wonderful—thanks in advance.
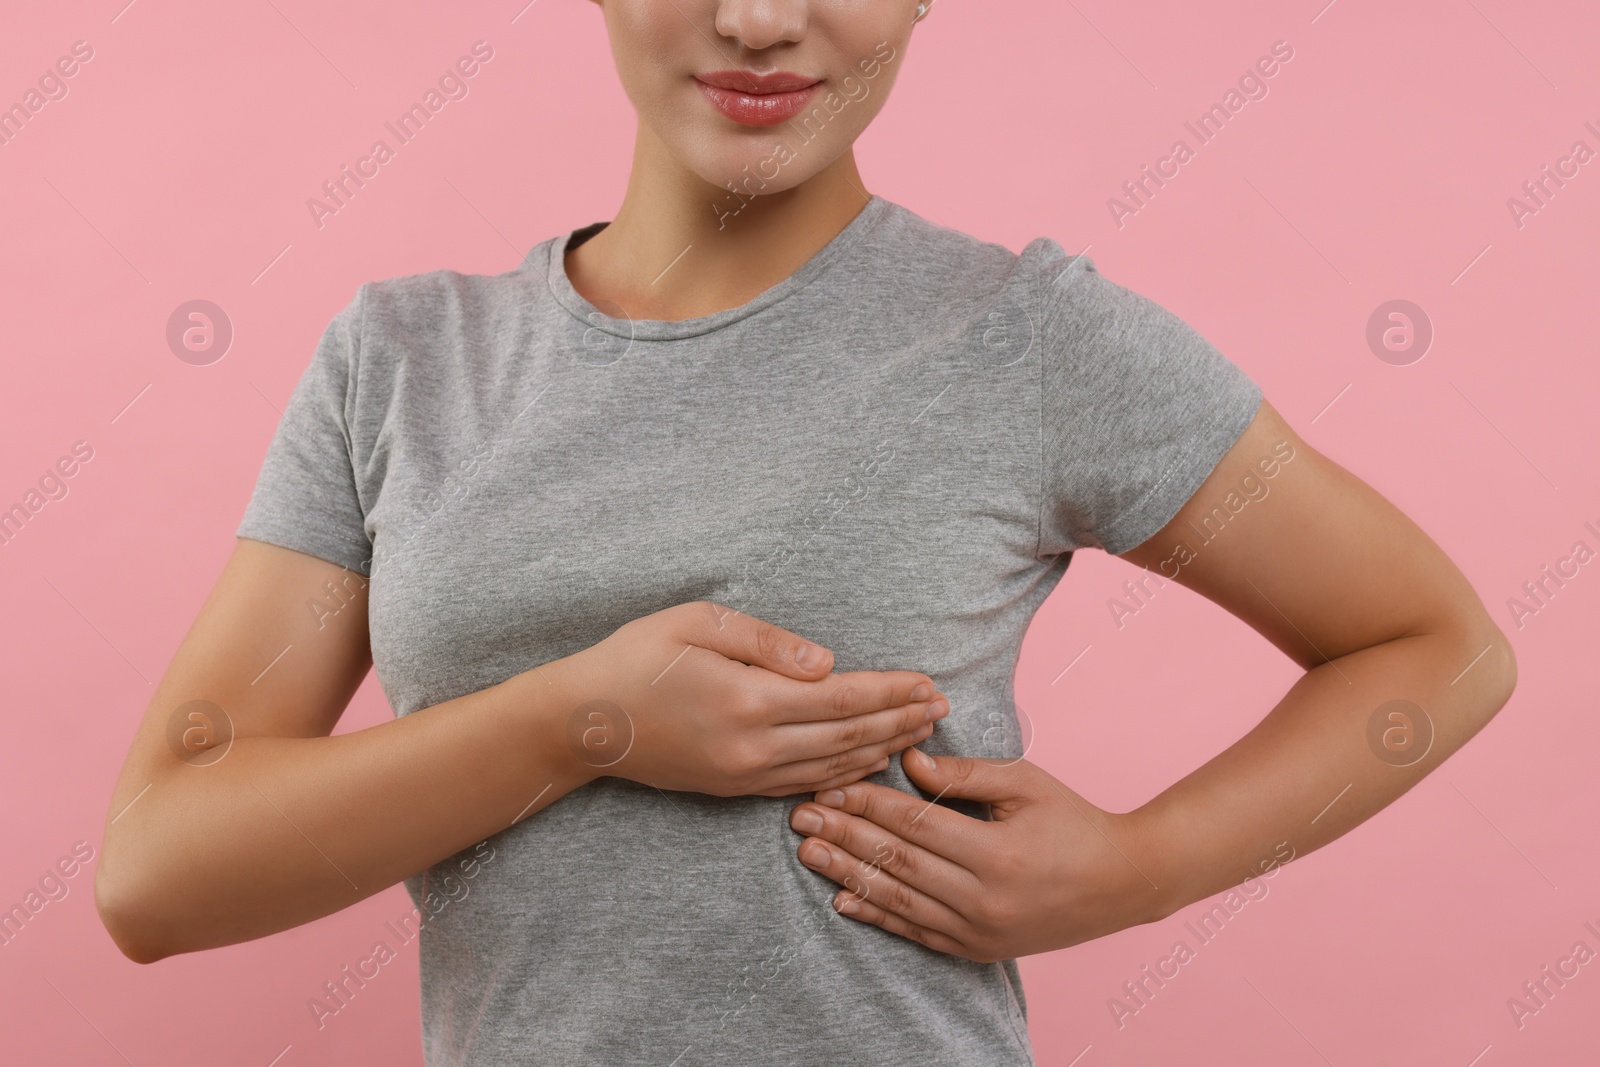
[695,70,821,94]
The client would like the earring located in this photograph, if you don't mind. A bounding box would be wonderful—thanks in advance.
[913,1,931,23]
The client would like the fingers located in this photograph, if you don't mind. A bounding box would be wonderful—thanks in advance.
[680,601,835,681]
[823,892,971,959]
[778,697,948,761]
[791,827,969,942]
[758,756,893,797]
[790,795,978,896]
[766,668,943,725]
[762,714,938,794]
[804,776,981,868]
[676,602,941,725]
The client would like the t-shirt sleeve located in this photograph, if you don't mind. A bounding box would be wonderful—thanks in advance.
[1036,248,1263,558]
[235,286,374,575]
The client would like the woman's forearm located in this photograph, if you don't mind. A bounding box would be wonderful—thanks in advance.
[97,664,594,963]
[1129,623,1517,920]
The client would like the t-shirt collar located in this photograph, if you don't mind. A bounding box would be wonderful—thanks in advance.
[527,194,893,341]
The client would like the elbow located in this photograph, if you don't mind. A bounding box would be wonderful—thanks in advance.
[1479,621,1518,709]
[1495,632,1518,705]
[94,863,173,965]
[1450,613,1519,717]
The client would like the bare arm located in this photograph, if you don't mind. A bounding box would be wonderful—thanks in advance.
[777,397,1519,962]
[1116,397,1518,918]
[97,540,945,963]
[94,538,596,963]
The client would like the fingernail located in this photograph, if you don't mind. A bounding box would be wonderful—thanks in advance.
[795,642,825,669]
[906,746,931,769]
[815,789,846,808]
[801,841,829,868]
[909,682,933,701]
[928,698,949,720]
[837,896,861,915]
[791,808,824,834]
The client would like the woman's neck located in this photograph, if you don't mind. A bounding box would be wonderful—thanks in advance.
[564,139,873,322]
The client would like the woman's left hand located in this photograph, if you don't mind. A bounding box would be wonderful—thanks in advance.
[787,746,1170,963]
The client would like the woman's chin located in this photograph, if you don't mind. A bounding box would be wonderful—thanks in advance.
[683,150,814,202]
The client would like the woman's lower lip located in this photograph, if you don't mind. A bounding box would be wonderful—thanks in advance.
[693,79,822,126]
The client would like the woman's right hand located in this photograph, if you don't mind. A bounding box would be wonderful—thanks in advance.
[539,600,949,798]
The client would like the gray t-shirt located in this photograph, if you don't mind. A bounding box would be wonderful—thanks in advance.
[236,193,1261,1066]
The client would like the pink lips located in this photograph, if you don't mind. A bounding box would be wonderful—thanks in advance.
[694,69,823,127]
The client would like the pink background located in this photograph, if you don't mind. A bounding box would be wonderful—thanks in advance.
[2,0,1597,1063]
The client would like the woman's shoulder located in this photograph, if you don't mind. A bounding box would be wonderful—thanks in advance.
[335,247,566,380]
[874,198,1098,302]
[356,257,542,330]
[876,198,1024,270]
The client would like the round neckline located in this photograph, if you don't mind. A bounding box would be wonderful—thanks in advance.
[539,194,893,341]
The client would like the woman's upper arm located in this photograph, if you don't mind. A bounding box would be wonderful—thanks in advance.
[1115,397,1517,684]
[108,538,373,796]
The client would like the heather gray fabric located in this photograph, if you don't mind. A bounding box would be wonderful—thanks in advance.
[236,193,1261,1066]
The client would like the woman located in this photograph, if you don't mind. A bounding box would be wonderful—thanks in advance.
[95,1,1517,1064]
